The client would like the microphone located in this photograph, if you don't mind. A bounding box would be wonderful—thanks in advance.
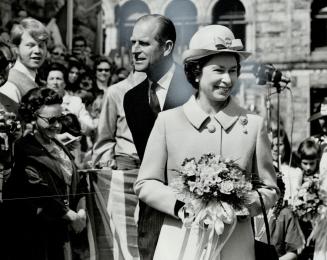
[253,63,291,86]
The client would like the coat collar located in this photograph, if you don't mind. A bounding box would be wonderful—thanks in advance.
[183,95,243,131]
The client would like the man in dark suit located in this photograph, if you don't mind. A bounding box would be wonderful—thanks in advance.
[123,14,193,260]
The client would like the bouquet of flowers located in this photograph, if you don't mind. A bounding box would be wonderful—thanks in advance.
[161,153,254,259]
[171,153,253,215]
[293,173,323,222]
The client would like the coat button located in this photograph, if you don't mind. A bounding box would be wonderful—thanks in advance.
[207,124,216,133]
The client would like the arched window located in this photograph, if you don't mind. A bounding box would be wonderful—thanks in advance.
[117,0,150,49]
[165,0,198,58]
[311,0,327,52]
[212,0,246,47]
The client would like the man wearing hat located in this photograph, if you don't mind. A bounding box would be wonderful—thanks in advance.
[123,14,193,259]
[134,24,278,259]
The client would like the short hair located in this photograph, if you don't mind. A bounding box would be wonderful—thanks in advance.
[46,62,67,81]
[297,138,321,161]
[184,53,241,89]
[136,14,176,46]
[11,17,49,47]
[19,88,63,123]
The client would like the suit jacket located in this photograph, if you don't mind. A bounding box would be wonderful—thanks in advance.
[135,96,279,260]
[123,64,193,260]
[124,64,193,161]
[3,134,87,260]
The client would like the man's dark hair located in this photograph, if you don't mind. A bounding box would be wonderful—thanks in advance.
[46,62,67,80]
[137,14,176,46]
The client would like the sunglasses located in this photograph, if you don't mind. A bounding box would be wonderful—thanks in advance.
[97,68,110,72]
[37,114,65,125]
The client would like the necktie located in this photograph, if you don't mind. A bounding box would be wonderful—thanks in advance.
[149,82,161,114]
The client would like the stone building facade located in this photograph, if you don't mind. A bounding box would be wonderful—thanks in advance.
[103,0,327,150]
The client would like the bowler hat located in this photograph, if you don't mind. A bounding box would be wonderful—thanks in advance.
[182,25,251,62]
[308,97,327,122]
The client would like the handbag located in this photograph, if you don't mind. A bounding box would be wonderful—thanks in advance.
[252,190,279,260]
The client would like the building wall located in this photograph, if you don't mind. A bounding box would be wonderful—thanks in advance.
[103,0,327,150]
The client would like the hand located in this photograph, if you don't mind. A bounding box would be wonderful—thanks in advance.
[63,209,78,222]
[71,209,87,233]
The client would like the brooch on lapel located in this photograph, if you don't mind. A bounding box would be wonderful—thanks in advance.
[239,115,248,134]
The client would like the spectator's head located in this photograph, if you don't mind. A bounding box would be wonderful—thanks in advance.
[50,44,66,64]
[77,69,96,92]
[11,17,48,70]
[0,41,14,86]
[297,138,321,176]
[19,88,63,139]
[60,113,81,137]
[67,61,82,85]
[270,128,292,165]
[115,67,129,82]
[94,56,114,86]
[72,35,87,58]
[46,62,67,97]
[130,14,176,76]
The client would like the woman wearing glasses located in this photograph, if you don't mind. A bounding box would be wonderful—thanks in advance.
[4,88,88,260]
[94,56,114,93]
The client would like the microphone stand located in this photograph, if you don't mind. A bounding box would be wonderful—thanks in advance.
[265,81,283,170]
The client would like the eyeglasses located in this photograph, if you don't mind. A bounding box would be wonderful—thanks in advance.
[37,114,65,125]
[97,68,110,72]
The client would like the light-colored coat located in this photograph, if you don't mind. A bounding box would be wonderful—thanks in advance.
[135,95,279,260]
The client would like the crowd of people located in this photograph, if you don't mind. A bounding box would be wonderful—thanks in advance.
[0,13,326,260]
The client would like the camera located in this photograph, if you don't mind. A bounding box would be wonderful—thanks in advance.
[253,64,291,86]
[0,110,20,152]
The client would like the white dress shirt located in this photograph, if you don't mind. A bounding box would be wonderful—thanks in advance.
[148,63,175,110]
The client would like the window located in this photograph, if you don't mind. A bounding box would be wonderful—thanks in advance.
[311,0,327,51]
[212,0,246,48]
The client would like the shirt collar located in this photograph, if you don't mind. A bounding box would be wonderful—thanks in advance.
[13,59,36,81]
[149,63,175,90]
[183,95,243,131]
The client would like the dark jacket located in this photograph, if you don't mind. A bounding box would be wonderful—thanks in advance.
[124,64,193,161]
[3,134,87,260]
[123,64,193,260]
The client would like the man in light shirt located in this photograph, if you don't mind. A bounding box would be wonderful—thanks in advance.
[0,17,48,104]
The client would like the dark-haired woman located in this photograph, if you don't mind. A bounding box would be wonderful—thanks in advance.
[4,88,88,260]
[94,56,114,93]
[135,25,279,259]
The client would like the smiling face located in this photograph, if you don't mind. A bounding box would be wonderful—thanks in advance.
[198,53,238,106]
[96,61,111,84]
[17,31,47,70]
[36,104,62,140]
[130,19,165,73]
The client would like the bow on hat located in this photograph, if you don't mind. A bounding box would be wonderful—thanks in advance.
[182,25,251,62]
